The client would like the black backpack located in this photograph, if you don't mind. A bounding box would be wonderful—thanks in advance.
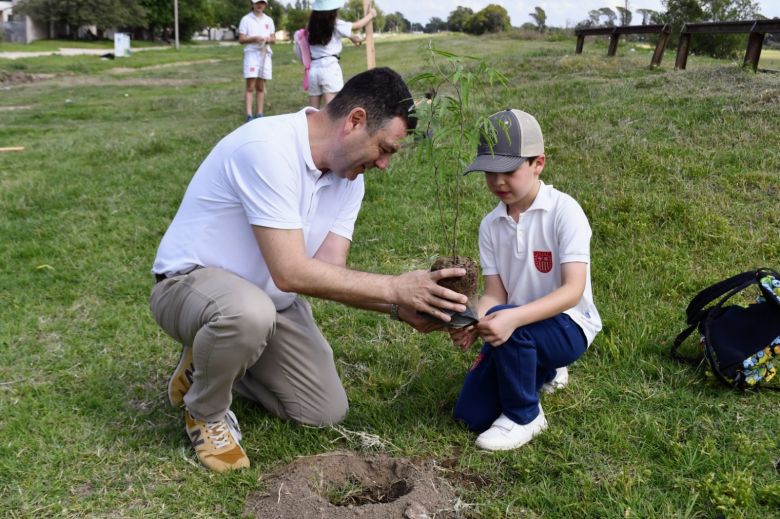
[671,268,780,390]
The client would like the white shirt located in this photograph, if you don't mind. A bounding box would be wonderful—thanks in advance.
[153,108,365,310]
[478,181,602,345]
[310,19,352,65]
[238,12,275,54]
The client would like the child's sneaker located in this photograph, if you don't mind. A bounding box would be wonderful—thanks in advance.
[475,407,548,451]
[541,367,568,394]
[185,409,250,472]
[167,345,193,407]
[246,114,253,123]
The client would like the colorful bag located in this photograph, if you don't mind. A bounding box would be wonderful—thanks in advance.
[671,268,780,390]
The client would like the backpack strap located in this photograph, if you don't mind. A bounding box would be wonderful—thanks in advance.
[685,271,756,324]
[673,269,760,365]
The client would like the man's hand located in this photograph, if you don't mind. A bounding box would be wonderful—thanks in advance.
[397,306,444,333]
[393,268,467,323]
[449,325,479,351]
[475,309,518,346]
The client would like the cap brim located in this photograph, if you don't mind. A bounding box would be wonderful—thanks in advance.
[463,155,525,175]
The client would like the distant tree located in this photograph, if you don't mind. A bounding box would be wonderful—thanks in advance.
[384,11,410,32]
[598,7,618,26]
[340,0,385,31]
[284,5,310,34]
[424,17,447,33]
[15,0,146,37]
[464,4,510,35]
[138,0,211,41]
[636,8,656,24]
[616,6,632,26]
[446,6,473,32]
[529,6,546,32]
[655,0,760,58]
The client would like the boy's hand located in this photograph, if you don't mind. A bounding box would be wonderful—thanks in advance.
[476,310,517,346]
[449,325,479,351]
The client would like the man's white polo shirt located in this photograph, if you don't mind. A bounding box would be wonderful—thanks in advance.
[478,181,602,344]
[153,107,364,310]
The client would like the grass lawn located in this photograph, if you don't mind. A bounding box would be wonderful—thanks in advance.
[1,33,779,517]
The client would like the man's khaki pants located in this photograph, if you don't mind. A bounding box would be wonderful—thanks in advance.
[149,267,348,425]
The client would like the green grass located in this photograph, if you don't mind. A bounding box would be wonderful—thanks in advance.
[2,33,779,518]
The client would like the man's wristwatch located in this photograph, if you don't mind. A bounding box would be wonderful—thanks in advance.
[389,304,401,321]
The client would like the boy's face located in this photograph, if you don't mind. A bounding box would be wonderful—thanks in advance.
[484,155,545,212]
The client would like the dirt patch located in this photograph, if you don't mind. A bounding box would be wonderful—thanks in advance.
[244,450,465,518]
[108,59,222,74]
[0,70,54,86]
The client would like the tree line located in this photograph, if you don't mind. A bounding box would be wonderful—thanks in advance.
[12,0,772,59]
[12,0,512,41]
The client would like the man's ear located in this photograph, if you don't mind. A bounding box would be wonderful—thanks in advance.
[344,107,368,134]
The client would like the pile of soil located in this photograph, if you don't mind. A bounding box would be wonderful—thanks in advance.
[431,256,479,300]
[244,450,462,518]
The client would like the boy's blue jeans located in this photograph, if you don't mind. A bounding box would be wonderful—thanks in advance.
[453,305,587,432]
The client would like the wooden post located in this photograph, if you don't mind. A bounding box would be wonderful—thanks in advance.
[650,26,671,68]
[363,0,375,69]
[744,30,764,72]
[607,32,619,56]
[575,34,584,54]
[675,31,691,70]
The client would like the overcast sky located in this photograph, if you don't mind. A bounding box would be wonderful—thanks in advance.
[372,1,780,29]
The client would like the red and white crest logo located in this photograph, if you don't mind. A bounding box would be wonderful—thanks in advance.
[533,251,553,273]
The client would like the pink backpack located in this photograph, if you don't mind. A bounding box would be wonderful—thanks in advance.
[293,28,312,91]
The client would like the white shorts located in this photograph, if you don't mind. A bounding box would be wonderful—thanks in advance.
[307,59,343,96]
[244,50,272,80]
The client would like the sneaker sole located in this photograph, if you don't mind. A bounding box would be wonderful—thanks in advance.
[168,346,193,407]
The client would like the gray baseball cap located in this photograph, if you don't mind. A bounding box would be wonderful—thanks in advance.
[464,109,545,174]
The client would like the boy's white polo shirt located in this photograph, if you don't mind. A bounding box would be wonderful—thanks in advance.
[153,107,364,311]
[478,181,602,344]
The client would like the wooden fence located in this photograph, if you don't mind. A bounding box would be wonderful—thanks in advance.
[575,24,672,67]
[675,19,780,71]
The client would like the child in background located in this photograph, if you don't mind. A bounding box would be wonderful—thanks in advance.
[306,0,376,108]
[451,109,602,451]
[239,0,275,121]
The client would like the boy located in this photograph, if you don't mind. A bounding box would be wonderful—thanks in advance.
[450,109,601,451]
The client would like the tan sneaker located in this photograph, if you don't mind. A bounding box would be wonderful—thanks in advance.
[185,409,250,472]
[168,346,193,407]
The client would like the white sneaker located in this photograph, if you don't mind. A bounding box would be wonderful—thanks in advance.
[541,367,569,394]
[475,407,548,451]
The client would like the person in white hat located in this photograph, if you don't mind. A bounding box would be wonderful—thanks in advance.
[238,0,276,122]
[306,0,376,108]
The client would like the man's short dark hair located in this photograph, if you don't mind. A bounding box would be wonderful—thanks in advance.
[326,67,417,133]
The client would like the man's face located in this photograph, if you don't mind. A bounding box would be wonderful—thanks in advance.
[332,116,408,181]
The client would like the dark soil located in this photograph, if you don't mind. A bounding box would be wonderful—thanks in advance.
[243,450,463,518]
[431,256,479,300]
